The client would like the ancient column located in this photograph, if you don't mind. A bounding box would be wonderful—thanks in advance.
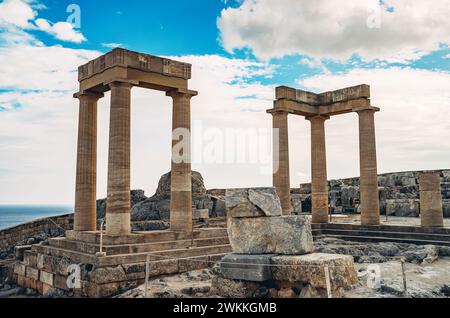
[272,111,293,215]
[307,115,330,223]
[356,107,380,225]
[419,172,444,228]
[73,92,103,232]
[167,90,197,232]
[105,81,133,236]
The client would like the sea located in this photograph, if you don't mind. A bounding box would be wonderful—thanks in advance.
[0,205,73,230]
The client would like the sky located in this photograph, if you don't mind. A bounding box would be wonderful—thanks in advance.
[0,0,449,205]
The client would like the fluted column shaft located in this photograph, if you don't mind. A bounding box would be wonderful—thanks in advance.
[308,115,329,223]
[168,91,194,232]
[272,111,293,215]
[74,92,102,231]
[106,82,132,236]
[419,172,444,228]
[357,108,380,225]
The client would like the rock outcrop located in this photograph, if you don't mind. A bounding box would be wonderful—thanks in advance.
[293,169,450,217]
[96,171,227,222]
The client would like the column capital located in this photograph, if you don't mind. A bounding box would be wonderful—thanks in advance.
[353,106,380,114]
[267,109,290,116]
[73,91,104,100]
[166,88,198,99]
[305,114,330,122]
[104,78,138,89]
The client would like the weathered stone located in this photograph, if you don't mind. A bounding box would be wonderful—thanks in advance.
[192,209,209,220]
[271,253,358,290]
[13,263,26,276]
[220,254,275,282]
[39,271,54,286]
[386,199,419,217]
[89,266,126,284]
[26,267,39,280]
[211,276,260,298]
[247,188,282,216]
[226,188,282,218]
[291,194,303,213]
[227,216,314,255]
[278,288,296,298]
[210,195,227,217]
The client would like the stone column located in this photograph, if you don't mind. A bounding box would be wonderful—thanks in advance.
[355,107,380,226]
[419,172,444,228]
[272,111,293,215]
[307,115,330,223]
[73,92,103,232]
[105,81,133,236]
[167,90,197,232]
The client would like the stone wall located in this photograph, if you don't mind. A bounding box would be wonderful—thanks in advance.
[207,170,450,218]
[0,214,73,255]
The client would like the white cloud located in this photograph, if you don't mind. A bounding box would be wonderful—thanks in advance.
[218,0,450,63]
[0,0,37,28]
[0,0,87,43]
[35,18,86,43]
[102,42,123,49]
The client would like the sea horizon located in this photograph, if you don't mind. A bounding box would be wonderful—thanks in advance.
[0,204,74,230]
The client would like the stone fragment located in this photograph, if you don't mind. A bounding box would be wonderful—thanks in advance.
[220,254,275,282]
[89,266,127,284]
[192,209,209,220]
[278,288,296,298]
[228,216,313,255]
[271,253,358,290]
[385,199,419,217]
[226,188,282,218]
[211,276,260,298]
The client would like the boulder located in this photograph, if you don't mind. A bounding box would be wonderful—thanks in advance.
[226,188,282,218]
[291,194,303,213]
[227,216,314,255]
[220,254,275,282]
[211,276,260,298]
[271,253,358,291]
[210,196,227,217]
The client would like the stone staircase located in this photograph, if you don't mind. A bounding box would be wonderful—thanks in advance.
[14,227,231,297]
[312,223,450,246]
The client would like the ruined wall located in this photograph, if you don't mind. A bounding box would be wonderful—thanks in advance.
[0,214,73,252]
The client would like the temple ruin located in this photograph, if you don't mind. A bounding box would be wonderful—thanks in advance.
[9,49,449,298]
[268,85,380,226]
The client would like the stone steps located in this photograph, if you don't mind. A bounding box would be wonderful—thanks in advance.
[65,227,228,245]
[47,236,230,255]
[312,223,450,235]
[314,228,450,242]
[31,243,232,267]
[315,233,450,246]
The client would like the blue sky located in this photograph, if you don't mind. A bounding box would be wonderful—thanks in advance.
[0,0,450,204]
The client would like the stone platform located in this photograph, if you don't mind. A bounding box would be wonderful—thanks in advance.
[214,253,358,298]
[14,227,231,297]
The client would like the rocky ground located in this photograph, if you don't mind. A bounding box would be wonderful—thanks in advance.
[114,237,450,299]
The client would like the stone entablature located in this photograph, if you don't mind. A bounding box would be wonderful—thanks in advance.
[78,48,192,82]
[269,84,372,116]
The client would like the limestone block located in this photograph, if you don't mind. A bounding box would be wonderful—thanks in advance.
[39,271,54,286]
[291,194,303,213]
[14,245,32,261]
[227,216,314,255]
[26,266,39,280]
[89,266,127,284]
[220,254,275,282]
[192,209,209,220]
[14,263,26,276]
[148,259,179,276]
[211,276,260,298]
[23,251,37,267]
[385,199,419,217]
[225,188,282,218]
[271,253,358,290]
